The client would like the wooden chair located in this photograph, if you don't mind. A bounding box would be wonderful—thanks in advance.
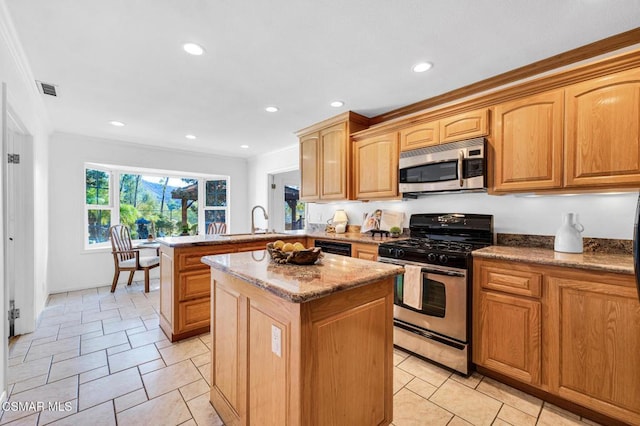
[109,224,159,293]
[207,222,227,235]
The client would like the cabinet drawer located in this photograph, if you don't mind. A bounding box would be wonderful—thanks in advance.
[179,270,210,301]
[479,264,542,298]
[177,245,235,270]
[178,298,210,333]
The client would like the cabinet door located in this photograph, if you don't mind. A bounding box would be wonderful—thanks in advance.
[548,275,640,425]
[493,90,564,192]
[351,242,378,261]
[399,120,439,151]
[565,68,640,188]
[475,290,541,385]
[319,123,349,200]
[300,133,319,200]
[440,108,489,143]
[353,132,399,200]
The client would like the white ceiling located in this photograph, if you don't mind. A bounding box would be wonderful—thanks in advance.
[5,0,640,158]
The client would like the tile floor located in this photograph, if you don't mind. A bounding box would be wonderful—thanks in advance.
[1,280,602,426]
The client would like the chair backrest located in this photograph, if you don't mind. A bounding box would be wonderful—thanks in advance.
[207,222,227,235]
[109,225,134,262]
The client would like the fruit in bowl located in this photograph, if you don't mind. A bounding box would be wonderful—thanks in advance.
[266,241,322,265]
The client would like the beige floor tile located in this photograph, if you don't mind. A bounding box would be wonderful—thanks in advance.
[125,326,147,336]
[393,348,410,366]
[492,419,512,426]
[79,366,109,384]
[114,388,148,413]
[397,356,452,387]
[106,343,131,355]
[119,306,157,320]
[537,406,587,426]
[393,367,414,394]
[159,338,209,366]
[0,412,39,425]
[57,321,102,340]
[80,331,128,355]
[477,377,542,418]
[187,393,224,426]
[38,399,77,425]
[24,337,80,362]
[8,355,25,367]
[102,318,144,335]
[116,390,191,425]
[430,379,501,426]
[179,379,210,402]
[108,344,160,373]
[128,328,167,348]
[448,416,473,426]
[11,375,48,395]
[179,420,197,426]
[393,388,453,426]
[450,371,484,389]
[49,350,107,382]
[51,350,80,363]
[138,358,166,375]
[581,417,603,426]
[79,331,103,341]
[7,357,51,384]
[543,401,581,420]
[47,401,115,426]
[142,359,202,399]
[78,367,142,410]
[155,338,172,349]
[190,352,210,367]
[38,312,82,328]
[81,309,120,324]
[405,377,437,400]
[8,342,30,360]
[497,403,537,426]
[30,336,58,347]
[2,377,78,424]
[143,318,159,330]
[198,363,212,387]
[63,302,100,314]
[13,325,60,343]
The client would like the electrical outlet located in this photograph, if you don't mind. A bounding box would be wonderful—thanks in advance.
[271,324,282,357]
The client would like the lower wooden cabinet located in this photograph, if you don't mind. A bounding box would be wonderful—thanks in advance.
[473,257,640,425]
[352,242,378,261]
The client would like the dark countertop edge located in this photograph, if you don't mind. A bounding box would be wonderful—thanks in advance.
[202,256,404,303]
[472,247,633,275]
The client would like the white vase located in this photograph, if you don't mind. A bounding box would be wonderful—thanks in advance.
[554,213,584,253]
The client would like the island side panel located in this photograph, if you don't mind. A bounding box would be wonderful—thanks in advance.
[301,277,394,426]
[159,245,174,338]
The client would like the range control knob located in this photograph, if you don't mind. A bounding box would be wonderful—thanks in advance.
[439,254,448,264]
[395,249,405,258]
[427,253,437,262]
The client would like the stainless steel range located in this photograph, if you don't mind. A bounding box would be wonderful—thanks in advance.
[378,213,493,375]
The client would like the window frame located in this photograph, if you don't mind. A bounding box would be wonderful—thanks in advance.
[83,163,230,251]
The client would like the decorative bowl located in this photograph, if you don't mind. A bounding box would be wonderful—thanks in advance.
[266,242,323,265]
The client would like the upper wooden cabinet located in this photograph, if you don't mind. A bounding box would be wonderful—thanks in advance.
[399,109,489,152]
[297,112,369,202]
[565,68,640,188]
[440,108,489,143]
[492,90,564,192]
[353,132,399,200]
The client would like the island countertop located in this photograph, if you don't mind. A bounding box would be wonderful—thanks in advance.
[202,250,404,303]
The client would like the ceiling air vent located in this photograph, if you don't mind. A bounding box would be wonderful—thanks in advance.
[36,80,58,97]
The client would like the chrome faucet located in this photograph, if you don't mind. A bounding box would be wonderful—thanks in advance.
[251,205,269,234]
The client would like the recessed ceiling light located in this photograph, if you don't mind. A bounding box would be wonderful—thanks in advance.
[330,101,344,108]
[183,43,205,56]
[412,62,433,73]
[185,134,196,140]
[109,121,125,127]
[265,106,279,113]
[240,145,249,149]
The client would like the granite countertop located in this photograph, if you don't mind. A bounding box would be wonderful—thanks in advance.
[157,233,299,247]
[306,231,407,245]
[473,246,633,275]
[202,251,404,303]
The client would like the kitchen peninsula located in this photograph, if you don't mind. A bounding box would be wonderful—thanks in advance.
[157,233,305,341]
[202,251,403,426]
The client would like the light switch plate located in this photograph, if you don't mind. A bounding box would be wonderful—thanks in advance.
[271,324,282,357]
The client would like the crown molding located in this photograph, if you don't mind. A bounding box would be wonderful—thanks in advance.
[0,0,52,134]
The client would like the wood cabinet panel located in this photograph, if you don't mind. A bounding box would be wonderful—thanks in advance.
[440,109,489,143]
[479,263,542,298]
[160,251,173,327]
[493,90,564,191]
[548,274,640,425]
[353,132,399,200]
[476,291,541,385]
[178,269,210,301]
[178,298,210,333]
[351,242,378,261]
[399,120,439,151]
[300,133,320,200]
[565,68,640,188]
[319,122,349,200]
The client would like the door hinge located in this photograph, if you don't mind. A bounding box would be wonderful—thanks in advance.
[7,153,20,164]
[8,308,20,321]
[271,183,276,189]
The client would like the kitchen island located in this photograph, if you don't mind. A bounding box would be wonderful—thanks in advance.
[156,233,305,341]
[202,251,403,426]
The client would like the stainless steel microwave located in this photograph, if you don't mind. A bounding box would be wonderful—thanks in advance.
[399,137,486,196]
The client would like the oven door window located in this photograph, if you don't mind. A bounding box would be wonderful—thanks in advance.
[394,273,446,318]
[399,160,458,184]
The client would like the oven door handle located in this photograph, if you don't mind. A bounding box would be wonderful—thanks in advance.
[378,258,465,278]
[458,150,464,187]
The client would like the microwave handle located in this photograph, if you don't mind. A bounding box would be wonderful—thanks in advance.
[458,150,464,187]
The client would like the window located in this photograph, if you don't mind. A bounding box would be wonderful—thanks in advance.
[84,164,229,249]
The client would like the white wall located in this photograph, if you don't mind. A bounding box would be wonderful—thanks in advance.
[48,132,249,293]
